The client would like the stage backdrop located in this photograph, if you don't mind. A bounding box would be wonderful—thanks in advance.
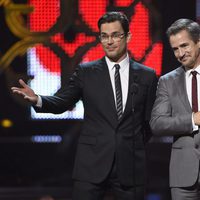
[27,0,163,119]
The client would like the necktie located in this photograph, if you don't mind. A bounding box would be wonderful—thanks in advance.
[114,64,123,120]
[191,71,198,112]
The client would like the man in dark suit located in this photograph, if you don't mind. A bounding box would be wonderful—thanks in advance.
[12,12,157,200]
[150,19,200,200]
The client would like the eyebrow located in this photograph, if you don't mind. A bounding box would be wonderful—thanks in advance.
[100,31,121,35]
[172,42,189,50]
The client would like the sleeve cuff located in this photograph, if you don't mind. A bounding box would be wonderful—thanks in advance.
[192,113,199,131]
[35,95,42,108]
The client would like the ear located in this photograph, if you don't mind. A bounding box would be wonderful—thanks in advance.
[126,32,132,43]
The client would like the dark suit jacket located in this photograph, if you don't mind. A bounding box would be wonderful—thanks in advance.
[34,57,157,186]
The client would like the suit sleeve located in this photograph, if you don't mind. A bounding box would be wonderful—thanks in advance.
[150,76,193,136]
[143,70,158,143]
[34,65,83,114]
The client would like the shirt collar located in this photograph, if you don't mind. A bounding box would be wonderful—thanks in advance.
[185,65,200,77]
[105,54,129,72]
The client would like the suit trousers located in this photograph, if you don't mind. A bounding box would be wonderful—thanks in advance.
[72,158,145,200]
[171,170,200,200]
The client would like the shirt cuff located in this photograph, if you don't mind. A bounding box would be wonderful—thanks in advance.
[35,95,42,108]
[192,113,199,131]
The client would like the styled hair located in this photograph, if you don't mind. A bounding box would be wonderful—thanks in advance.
[98,12,129,35]
[166,18,200,43]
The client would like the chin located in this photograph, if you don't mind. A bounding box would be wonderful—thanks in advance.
[183,64,193,69]
[107,54,117,60]
[106,51,116,57]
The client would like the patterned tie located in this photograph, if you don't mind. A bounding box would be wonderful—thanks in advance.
[191,71,198,112]
[114,64,123,120]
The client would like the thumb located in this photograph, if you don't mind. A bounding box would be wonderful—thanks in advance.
[19,79,28,88]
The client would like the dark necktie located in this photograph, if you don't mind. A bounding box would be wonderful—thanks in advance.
[114,64,123,120]
[191,71,198,112]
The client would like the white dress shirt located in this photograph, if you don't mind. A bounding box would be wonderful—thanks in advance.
[105,54,129,112]
[185,65,200,131]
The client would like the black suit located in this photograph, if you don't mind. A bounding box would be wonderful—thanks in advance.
[34,57,157,196]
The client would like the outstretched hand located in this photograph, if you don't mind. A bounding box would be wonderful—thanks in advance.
[11,79,38,105]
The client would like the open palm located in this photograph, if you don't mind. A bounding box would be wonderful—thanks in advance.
[11,79,38,105]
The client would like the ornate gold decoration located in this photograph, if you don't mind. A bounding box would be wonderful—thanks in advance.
[0,0,74,72]
[0,0,48,72]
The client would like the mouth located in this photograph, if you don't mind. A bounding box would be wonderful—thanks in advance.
[106,47,116,52]
[106,44,117,49]
[180,56,189,62]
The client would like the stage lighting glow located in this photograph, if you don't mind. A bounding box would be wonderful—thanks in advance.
[1,119,13,128]
[31,135,62,143]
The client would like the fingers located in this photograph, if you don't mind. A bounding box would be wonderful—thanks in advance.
[11,79,27,91]
[11,86,23,93]
[11,87,19,91]
[11,79,37,104]
[19,79,28,88]
[24,95,31,100]
[11,89,26,97]
[12,89,35,103]
[11,79,28,93]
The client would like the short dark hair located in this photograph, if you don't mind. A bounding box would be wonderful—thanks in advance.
[166,18,200,43]
[98,12,129,35]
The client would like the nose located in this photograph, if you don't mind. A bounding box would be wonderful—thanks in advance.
[107,36,114,44]
[178,48,185,57]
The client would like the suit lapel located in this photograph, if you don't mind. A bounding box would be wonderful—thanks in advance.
[97,58,118,122]
[98,58,144,124]
[175,66,192,113]
[121,60,139,119]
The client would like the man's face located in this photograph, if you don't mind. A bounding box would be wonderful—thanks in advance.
[169,30,200,69]
[99,21,130,63]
